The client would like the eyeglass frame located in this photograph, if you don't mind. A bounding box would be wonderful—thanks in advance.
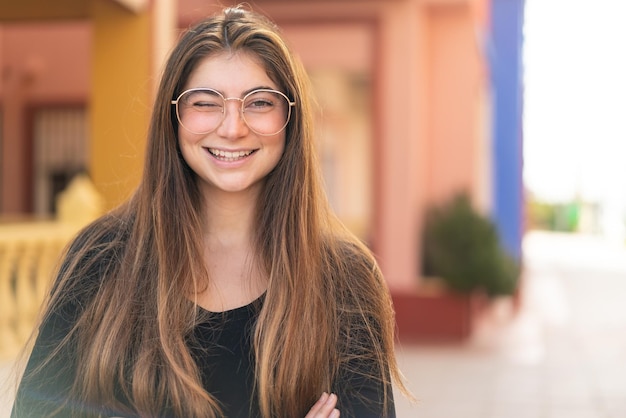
[171,87,296,136]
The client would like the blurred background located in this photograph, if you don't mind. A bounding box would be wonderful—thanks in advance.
[0,0,625,417]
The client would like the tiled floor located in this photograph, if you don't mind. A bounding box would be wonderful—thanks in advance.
[2,231,625,418]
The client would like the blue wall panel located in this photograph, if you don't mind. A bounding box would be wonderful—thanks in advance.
[490,0,525,260]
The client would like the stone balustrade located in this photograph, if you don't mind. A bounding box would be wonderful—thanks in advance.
[0,174,103,359]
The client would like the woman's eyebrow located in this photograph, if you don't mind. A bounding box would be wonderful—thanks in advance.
[188,85,277,96]
[185,85,278,97]
[241,85,277,96]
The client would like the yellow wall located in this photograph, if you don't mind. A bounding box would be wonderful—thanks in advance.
[90,0,151,210]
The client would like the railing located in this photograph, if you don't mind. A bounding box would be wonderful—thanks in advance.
[0,174,103,360]
[0,222,82,359]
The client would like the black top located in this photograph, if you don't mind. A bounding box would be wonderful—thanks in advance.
[190,299,261,418]
[12,294,395,418]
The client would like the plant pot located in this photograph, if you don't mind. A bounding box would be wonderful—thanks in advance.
[392,279,489,343]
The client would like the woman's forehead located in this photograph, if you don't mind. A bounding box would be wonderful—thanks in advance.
[184,50,278,94]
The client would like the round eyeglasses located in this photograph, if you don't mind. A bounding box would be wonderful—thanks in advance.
[171,88,295,136]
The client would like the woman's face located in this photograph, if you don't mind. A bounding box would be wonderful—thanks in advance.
[177,51,287,197]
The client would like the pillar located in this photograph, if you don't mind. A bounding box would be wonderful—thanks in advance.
[1,66,31,215]
[374,1,427,291]
[90,0,152,210]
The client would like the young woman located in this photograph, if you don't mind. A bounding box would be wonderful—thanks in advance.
[12,6,407,418]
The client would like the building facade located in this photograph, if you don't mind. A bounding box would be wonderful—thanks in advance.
[0,0,524,294]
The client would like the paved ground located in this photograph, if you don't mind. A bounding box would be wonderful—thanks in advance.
[2,231,626,417]
[394,231,626,418]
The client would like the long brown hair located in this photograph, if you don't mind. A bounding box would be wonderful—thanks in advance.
[25,6,407,417]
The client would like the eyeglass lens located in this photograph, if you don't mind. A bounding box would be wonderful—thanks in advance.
[175,89,292,136]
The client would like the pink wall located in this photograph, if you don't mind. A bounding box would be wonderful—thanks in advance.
[374,1,428,291]
[0,22,90,214]
[169,1,491,293]
[250,0,432,291]
[427,5,487,204]
[0,22,90,103]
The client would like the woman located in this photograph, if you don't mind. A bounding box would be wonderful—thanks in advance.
[12,6,407,418]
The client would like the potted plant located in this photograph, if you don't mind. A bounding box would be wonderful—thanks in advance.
[394,192,520,341]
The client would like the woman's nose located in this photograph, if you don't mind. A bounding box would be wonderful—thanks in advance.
[216,99,249,138]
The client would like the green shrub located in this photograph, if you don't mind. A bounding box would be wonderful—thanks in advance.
[527,199,579,232]
[422,193,520,297]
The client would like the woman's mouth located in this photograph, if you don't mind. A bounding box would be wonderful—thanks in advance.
[207,148,256,162]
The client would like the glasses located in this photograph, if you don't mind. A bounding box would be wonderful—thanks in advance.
[171,88,295,136]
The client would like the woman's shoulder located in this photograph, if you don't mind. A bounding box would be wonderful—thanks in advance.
[324,237,384,299]
[69,210,132,252]
[324,234,378,270]
[69,208,135,259]
[53,211,133,292]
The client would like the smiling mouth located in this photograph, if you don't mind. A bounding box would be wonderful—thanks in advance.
[207,148,256,162]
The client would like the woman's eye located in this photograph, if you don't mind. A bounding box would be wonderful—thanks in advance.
[254,100,272,107]
[181,90,224,111]
[187,99,223,112]
[193,101,221,108]
[246,99,273,110]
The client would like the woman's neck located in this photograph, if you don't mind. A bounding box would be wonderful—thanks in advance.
[196,186,266,312]
[201,185,258,244]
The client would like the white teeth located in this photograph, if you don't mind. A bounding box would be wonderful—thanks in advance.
[208,148,253,161]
